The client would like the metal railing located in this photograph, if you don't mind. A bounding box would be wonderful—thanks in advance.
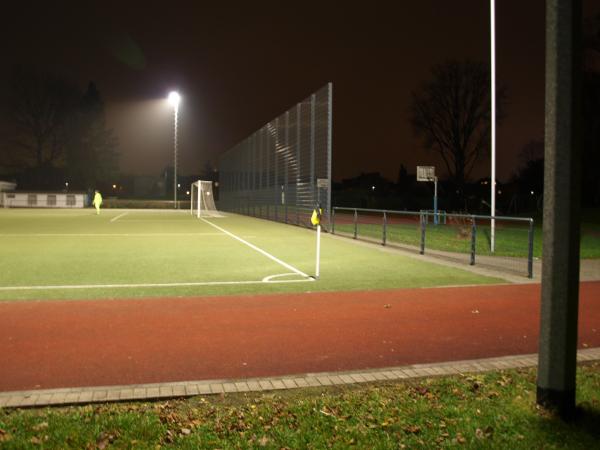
[332,207,535,278]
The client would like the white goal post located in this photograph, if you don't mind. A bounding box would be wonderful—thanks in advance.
[190,180,220,218]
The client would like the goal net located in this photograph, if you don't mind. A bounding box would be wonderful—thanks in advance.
[190,180,221,218]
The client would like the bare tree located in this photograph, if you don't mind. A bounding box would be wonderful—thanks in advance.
[410,60,504,189]
[5,68,119,189]
[7,66,80,169]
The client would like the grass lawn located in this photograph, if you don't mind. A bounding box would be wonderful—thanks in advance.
[1,363,598,449]
[0,209,502,302]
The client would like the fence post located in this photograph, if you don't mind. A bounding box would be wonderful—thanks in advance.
[420,212,426,255]
[470,216,476,265]
[528,219,534,278]
[382,211,387,246]
[332,208,336,234]
[353,209,358,239]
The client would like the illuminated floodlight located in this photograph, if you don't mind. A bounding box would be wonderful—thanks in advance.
[168,91,181,108]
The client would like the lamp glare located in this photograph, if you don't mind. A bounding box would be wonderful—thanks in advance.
[168,91,181,107]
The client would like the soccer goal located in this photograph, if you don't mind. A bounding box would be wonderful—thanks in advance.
[190,180,221,218]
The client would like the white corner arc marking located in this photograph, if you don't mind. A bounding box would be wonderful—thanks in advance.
[262,273,314,283]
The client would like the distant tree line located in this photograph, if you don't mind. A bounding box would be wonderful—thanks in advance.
[582,13,600,206]
[332,168,543,215]
[510,14,600,208]
[1,66,119,191]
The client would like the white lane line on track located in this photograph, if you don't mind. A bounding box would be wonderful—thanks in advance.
[200,218,311,279]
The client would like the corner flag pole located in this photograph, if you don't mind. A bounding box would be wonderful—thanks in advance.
[315,224,321,279]
[311,204,322,279]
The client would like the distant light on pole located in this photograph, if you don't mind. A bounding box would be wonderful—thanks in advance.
[168,91,180,209]
[490,0,496,253]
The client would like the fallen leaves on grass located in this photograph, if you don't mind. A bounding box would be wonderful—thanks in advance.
[0,428,12,442]
[29,436,45,445]
[453,432,467,444]
[496,374,513,387]
[475,426,494,439]
[95,431,119,449]
[403,424,421,434]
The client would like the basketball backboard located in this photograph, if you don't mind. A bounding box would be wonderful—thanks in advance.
[417,166,436,182]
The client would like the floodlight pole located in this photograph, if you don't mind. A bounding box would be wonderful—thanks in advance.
[168,91,181,209]
[173,104,179,209]
[490,0,496,252]
[433,176,439,225]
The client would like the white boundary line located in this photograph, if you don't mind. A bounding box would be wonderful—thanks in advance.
[0,233,227,237]
[0,277,314,292]
[201,218,311,279]
[110,212,129,222]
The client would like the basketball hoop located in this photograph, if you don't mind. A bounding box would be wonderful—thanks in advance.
[416,166,440,225]
[417,166,436,182]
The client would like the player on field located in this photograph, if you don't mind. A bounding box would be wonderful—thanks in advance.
[93,190,103,215]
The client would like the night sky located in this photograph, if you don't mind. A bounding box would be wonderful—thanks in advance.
[2,1,600,182]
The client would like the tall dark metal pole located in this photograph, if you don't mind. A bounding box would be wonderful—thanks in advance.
[536,0,582,418]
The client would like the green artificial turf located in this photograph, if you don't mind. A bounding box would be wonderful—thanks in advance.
[0,209,502,302]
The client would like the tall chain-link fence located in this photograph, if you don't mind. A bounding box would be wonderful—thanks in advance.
[218,83,332,228]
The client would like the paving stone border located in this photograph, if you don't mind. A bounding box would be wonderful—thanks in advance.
[1,348,599,409]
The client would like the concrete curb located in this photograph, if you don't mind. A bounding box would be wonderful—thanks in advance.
[1,347,599,409]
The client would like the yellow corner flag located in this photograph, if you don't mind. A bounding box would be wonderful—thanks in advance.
[311,207,322,226]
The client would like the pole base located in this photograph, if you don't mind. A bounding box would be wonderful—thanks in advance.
[536,386,576,420]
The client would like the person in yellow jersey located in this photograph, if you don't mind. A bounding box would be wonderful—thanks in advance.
[92,190,103,215]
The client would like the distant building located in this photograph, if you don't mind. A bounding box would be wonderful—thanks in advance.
[0,181,16,207]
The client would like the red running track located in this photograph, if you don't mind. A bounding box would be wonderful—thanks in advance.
[1,282,599,392]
